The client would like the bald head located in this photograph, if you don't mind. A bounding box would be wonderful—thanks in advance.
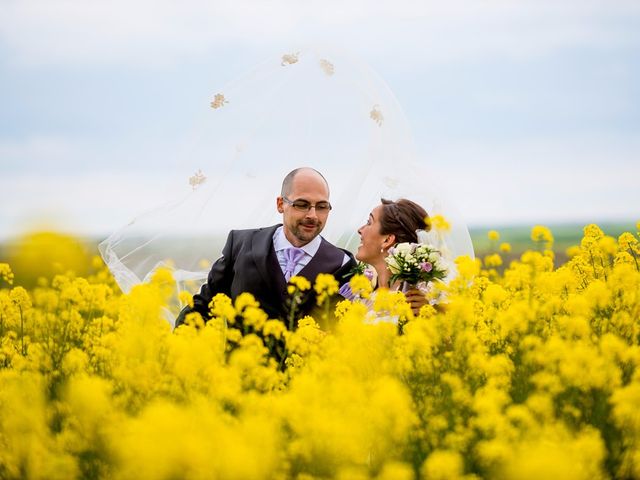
[277,167,331,246]
[281,167,330,198]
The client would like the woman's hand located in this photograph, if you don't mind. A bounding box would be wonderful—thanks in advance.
[403,288,428,316]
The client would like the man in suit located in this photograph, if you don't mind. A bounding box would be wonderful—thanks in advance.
[175,167,356,328]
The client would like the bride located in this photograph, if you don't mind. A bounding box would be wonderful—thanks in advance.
[346,197,449,316]
[99,47,474,322]
[355,198,430,312]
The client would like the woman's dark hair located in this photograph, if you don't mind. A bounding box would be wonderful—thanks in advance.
[379,198,429,244]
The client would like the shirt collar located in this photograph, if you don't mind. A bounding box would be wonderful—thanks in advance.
[273,225,322,257]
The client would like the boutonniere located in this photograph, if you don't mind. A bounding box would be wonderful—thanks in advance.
[339,262,377,300]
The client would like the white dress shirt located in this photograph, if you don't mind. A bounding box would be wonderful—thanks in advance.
[273,226,321,278]
[273,226,349,278]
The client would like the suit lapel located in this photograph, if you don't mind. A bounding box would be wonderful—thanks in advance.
[299,237,344,284]
[250,225,288,303]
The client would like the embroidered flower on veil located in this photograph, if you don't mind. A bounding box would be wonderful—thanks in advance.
[369,104,384,126]
[281,52,300,66]
[319,59,335,76]
[210,93,228,109]
[188,169,207,189]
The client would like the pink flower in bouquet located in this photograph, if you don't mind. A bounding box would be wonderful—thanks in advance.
[420,261,433,272]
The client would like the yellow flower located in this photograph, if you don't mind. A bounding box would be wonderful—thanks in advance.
[314,273,338,294]
[61,348,89,375]
[456,255,480,279]
[0,223,638,479]
[584,280,611,310]
[618,232,639,251]
[488,230,500,241]
[150,266,174,286]
[288,275,311,293]
[611,383,640,433]
[178,290,194,308]
[0,263,14,285]
[349,274,373,299]
[234,292,260,312]
[183,311,204,328]
[484,283,508,305]
[372,288,413,321]
[225,327,242,343]
[314,273,339,305]
[598,236,617,256]
[499,242,511,253]
[6,231,92,284]
[614,251,635,267]
[262,319,286,339]
[484,253,503,268]
[583,223,604,241]
[209,293,236,323]
[376,462,414,480]
[297,316,319,329]
[531,225,554,247]
[421,450,464,480]
[430,214,451,232]
[333,299,351,320]
[566,245,580,258]
[9,286,32,310]
[243,305,268,331]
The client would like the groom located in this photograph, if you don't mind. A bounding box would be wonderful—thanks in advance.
[175,167,356,328]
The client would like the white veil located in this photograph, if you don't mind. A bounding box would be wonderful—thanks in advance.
[99,47,474,317]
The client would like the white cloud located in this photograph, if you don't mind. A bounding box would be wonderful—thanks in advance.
[425,136,640,225]
[0,135,79,169]
[1,133,637,242]
[1,0,638,68]
[0,134,188,173]
[0,171,179,240]
[1,0,638,236]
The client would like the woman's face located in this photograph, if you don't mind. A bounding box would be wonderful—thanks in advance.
[356,205,390,264]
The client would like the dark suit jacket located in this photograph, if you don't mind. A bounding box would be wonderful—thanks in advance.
[175,224,356,327]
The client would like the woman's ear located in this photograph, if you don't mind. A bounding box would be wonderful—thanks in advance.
[383,234,396,249]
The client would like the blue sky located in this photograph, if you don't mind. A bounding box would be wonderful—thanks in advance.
[1,0,639,240]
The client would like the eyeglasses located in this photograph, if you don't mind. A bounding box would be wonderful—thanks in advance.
[282,196,332,213]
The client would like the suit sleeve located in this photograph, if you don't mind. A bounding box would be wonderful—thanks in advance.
[175,231,235,327]
[333,249,357,286]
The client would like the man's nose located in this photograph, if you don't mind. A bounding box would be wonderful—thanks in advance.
[305,207,319,219]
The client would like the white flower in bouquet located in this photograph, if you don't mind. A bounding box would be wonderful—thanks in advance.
[394,243,414,256]
[386,256,401,275]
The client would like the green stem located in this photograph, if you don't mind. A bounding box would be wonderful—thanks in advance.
[630,249,639,272]
[323,299,330,328]
[574,264,589,289]
[288,293,298,331]
[589,250,598,279]
[19,306,25,356]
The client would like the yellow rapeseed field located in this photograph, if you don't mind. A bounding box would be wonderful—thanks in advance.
[1,223,639,479]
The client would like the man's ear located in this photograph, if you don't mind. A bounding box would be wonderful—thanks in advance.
[276,196,284,214]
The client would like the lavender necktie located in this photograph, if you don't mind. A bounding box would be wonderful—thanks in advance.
[283,247,306,281]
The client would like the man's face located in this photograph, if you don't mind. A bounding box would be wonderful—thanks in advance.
[277,172,331,247]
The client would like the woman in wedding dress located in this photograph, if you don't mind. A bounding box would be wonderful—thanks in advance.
[355,198,430,313]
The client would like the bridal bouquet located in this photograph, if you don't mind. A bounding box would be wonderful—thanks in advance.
[385,242,448,288]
